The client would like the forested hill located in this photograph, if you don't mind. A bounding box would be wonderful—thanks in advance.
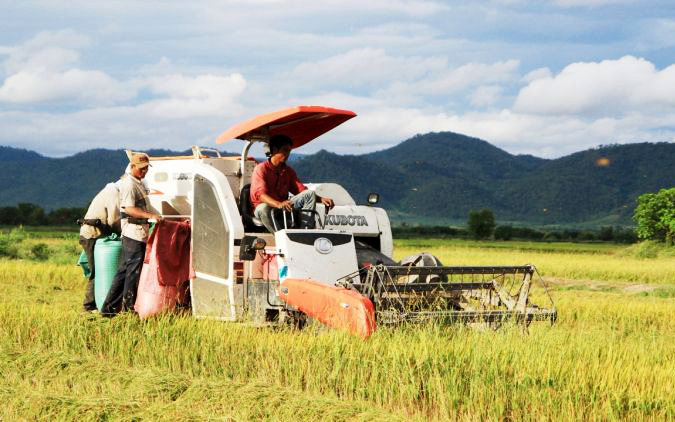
[295,133,675,225]
[2,133,675,225]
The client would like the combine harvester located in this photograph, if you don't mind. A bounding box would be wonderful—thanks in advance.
[140,106,556,338]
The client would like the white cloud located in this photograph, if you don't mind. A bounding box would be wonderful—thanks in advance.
[0,106,244,157]
[292,48,447,90]
[3,30,90,74]
[373,59,520,106]
[32,0,447,19]
[0,30,249,111]
[0,68,134,104]
[199,0,447,20]
[428,60,520,94]
[293,48,520,107]
[522,67,552,83]
[3,80,675,159]
[514,56,675,117]
[553,0,635,7]
[0,30,135,105]
[0,70,249,155]
[289,86,675,158]
[140,73,247,118]
[470,85,502,107]
[634,19,675,52]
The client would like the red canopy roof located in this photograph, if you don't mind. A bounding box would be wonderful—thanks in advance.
[215,106,356,149]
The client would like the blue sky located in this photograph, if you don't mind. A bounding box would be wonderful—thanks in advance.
[1,0,674,158]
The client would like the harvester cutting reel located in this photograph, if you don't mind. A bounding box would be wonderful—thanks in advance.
[339,263,557,330]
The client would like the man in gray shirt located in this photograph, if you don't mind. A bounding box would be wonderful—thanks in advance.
[101,154,162,316]
[79,181,122,311]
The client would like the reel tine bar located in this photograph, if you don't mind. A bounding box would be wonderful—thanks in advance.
[347,264,556,326]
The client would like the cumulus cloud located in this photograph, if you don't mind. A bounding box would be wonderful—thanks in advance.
[0,69,134,104]
[553,0,634,7]
[635,18,675,50]
[293,49,520,108]
[140,73,247,118]
[522,67,552,83]
[0,108,229,156]
[514,56,675,117]
[2,29,90,74]
[198,0,447,22]
[424,60,520,94]
[470,85,502,107]
[291,82,675,158]
[0,31,247,115]
[0,30,135,105]
[371,59,520,108]
[292,48,447,90]
[0,29,252,154]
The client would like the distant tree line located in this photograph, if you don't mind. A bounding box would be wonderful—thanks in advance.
[393,223,637,244]
[0,201,641,244]
[492,224,637,243]
[394,208,637,243]
[0,203,85,226]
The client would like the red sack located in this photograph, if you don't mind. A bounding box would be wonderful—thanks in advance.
[153,220,191,287]
[134,220,191,319]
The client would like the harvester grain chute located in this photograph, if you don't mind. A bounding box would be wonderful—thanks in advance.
[135,105,556,338]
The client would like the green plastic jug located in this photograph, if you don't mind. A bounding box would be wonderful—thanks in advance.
[94,234,124,310]
[77,250,91,279]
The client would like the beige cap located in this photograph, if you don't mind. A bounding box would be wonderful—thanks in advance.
[131,154,151,169]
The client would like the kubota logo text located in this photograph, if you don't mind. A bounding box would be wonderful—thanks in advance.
[325,214,368,227]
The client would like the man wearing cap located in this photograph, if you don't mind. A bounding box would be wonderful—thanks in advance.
[250,134,334,232]
[101,154,162,316]
[79,180,123,312]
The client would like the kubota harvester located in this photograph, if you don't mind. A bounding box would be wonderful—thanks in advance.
[135,106,555,337]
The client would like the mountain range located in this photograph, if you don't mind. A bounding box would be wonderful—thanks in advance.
[2,132,675,226]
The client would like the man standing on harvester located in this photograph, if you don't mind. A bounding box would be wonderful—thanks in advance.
[102,154,162,316]
[251,134,334,232]
[79,181,122,312]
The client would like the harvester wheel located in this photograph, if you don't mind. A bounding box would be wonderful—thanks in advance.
[286,310,307,330]
[398,253,447,283]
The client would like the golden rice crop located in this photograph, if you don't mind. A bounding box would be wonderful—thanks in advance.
[1,237,674,420]
[396,239,675,284]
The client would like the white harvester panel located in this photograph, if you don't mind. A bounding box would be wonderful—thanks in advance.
[275,229,359,286]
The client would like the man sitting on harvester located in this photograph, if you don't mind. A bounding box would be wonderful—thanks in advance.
[250,134,334,232]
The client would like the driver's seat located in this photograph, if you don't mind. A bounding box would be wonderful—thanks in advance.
[239,184,267,232]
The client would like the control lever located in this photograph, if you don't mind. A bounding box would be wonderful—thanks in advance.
[323,206,329,230]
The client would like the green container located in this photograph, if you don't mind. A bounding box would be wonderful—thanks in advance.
[94,234,124,310]
[77,250,91,279]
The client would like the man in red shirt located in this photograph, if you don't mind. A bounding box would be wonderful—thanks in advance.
[250,134,334,232]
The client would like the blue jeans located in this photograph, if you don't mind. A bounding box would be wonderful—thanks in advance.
[254,189,317,232]
[101,237,146,316]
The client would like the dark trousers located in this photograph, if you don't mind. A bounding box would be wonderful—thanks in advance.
[79,236,98,311]
[101,237,146,316]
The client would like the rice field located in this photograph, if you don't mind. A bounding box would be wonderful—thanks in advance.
[1,233,675,420]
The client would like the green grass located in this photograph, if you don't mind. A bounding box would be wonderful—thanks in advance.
[1,235,675,420]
